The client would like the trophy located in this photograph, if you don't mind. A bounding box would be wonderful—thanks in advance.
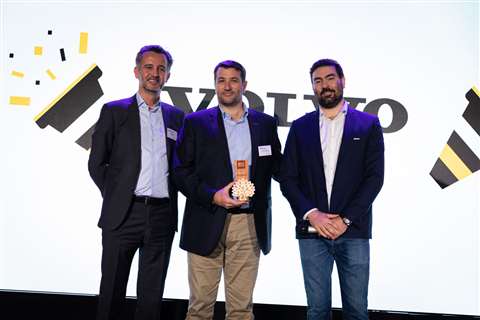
[231,160,255,201]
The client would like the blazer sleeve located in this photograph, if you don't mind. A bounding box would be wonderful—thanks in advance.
[173,116,217,208]
[279,121,316,220]
[342,117,385,222]
[88,104,114,195]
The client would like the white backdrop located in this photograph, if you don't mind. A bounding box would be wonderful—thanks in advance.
[1,0,479,316]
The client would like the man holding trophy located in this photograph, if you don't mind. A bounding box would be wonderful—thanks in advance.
[174,60,282,320]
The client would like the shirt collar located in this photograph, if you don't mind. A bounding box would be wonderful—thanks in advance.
[219,103,249,122]
[136,92,161,112]
[319,100,348,120]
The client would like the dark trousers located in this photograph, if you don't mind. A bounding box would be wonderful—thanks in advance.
[96,201,175,320]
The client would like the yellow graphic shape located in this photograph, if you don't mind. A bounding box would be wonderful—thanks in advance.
[11,70,25,78]
[9,96,31,106]
[34,64,97,121]
[439,144,472,180]
[46,69,56,80]
[34,46,43,55]
[472,86,480,97]
[79,32,88,54]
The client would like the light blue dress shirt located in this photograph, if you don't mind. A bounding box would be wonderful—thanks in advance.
[220,105,252,181]
[134,93,169,198]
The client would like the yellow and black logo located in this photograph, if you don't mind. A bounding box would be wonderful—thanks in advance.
[8,30,103,150]
[430,87,480,188]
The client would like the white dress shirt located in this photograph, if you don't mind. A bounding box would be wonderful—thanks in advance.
[304,101,348,219]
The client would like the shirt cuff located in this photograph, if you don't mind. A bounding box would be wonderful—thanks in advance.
[303,208,318,220]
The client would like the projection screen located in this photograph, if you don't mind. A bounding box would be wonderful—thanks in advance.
[1,0,479,316]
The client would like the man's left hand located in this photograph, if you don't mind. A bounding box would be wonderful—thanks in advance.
[326,214,348,240]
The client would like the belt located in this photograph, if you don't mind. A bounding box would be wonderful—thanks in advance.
[133,196,169,206]
[227,207,254,214]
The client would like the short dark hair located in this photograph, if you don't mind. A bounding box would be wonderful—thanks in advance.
[310,59,344,80]
[214,60,246,82]
[135,45,173,70]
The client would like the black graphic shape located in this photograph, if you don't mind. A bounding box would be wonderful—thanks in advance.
[60,48,66,61]
[35,65,103,133]
[76,123,96,150]
[463,88,480,136]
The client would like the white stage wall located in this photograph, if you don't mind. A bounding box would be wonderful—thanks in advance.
[1,0,479,316]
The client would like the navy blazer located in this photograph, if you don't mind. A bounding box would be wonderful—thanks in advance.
[280,107,384,239]
[174,107,282,256]
[88,95,184,230]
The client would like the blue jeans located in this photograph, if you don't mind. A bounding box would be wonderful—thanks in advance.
[299,238,370,320]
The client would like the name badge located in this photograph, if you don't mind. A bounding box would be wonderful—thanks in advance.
[258,145,272,157]
[167,128,177,141]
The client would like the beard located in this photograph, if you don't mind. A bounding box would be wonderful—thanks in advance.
[317,88,343,109]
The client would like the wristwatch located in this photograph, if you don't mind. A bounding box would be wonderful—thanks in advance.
[342,217,352,227]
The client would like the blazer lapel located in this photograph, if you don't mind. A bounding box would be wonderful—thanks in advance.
[160,103,172,162]
[309,111,324,174]
[247,111,260,179]
[126,96,141,166]
[305,111,330,201]
[330,107,355,212]
[334,107,354,178]
[212,107,234,178]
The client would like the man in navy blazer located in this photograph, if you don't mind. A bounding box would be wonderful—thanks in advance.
[89,45,184,320]
[174,60,281,320]
[280,59,384,320]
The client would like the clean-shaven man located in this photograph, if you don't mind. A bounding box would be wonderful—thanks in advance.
[174,60,281,320]
[89,45,184,320]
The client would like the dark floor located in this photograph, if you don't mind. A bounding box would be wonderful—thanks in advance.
[0,290,478,320]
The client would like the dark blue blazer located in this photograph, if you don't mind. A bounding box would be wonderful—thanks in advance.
[88,95,184,230]
[174,107,282,256]
[280,107,384,239]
